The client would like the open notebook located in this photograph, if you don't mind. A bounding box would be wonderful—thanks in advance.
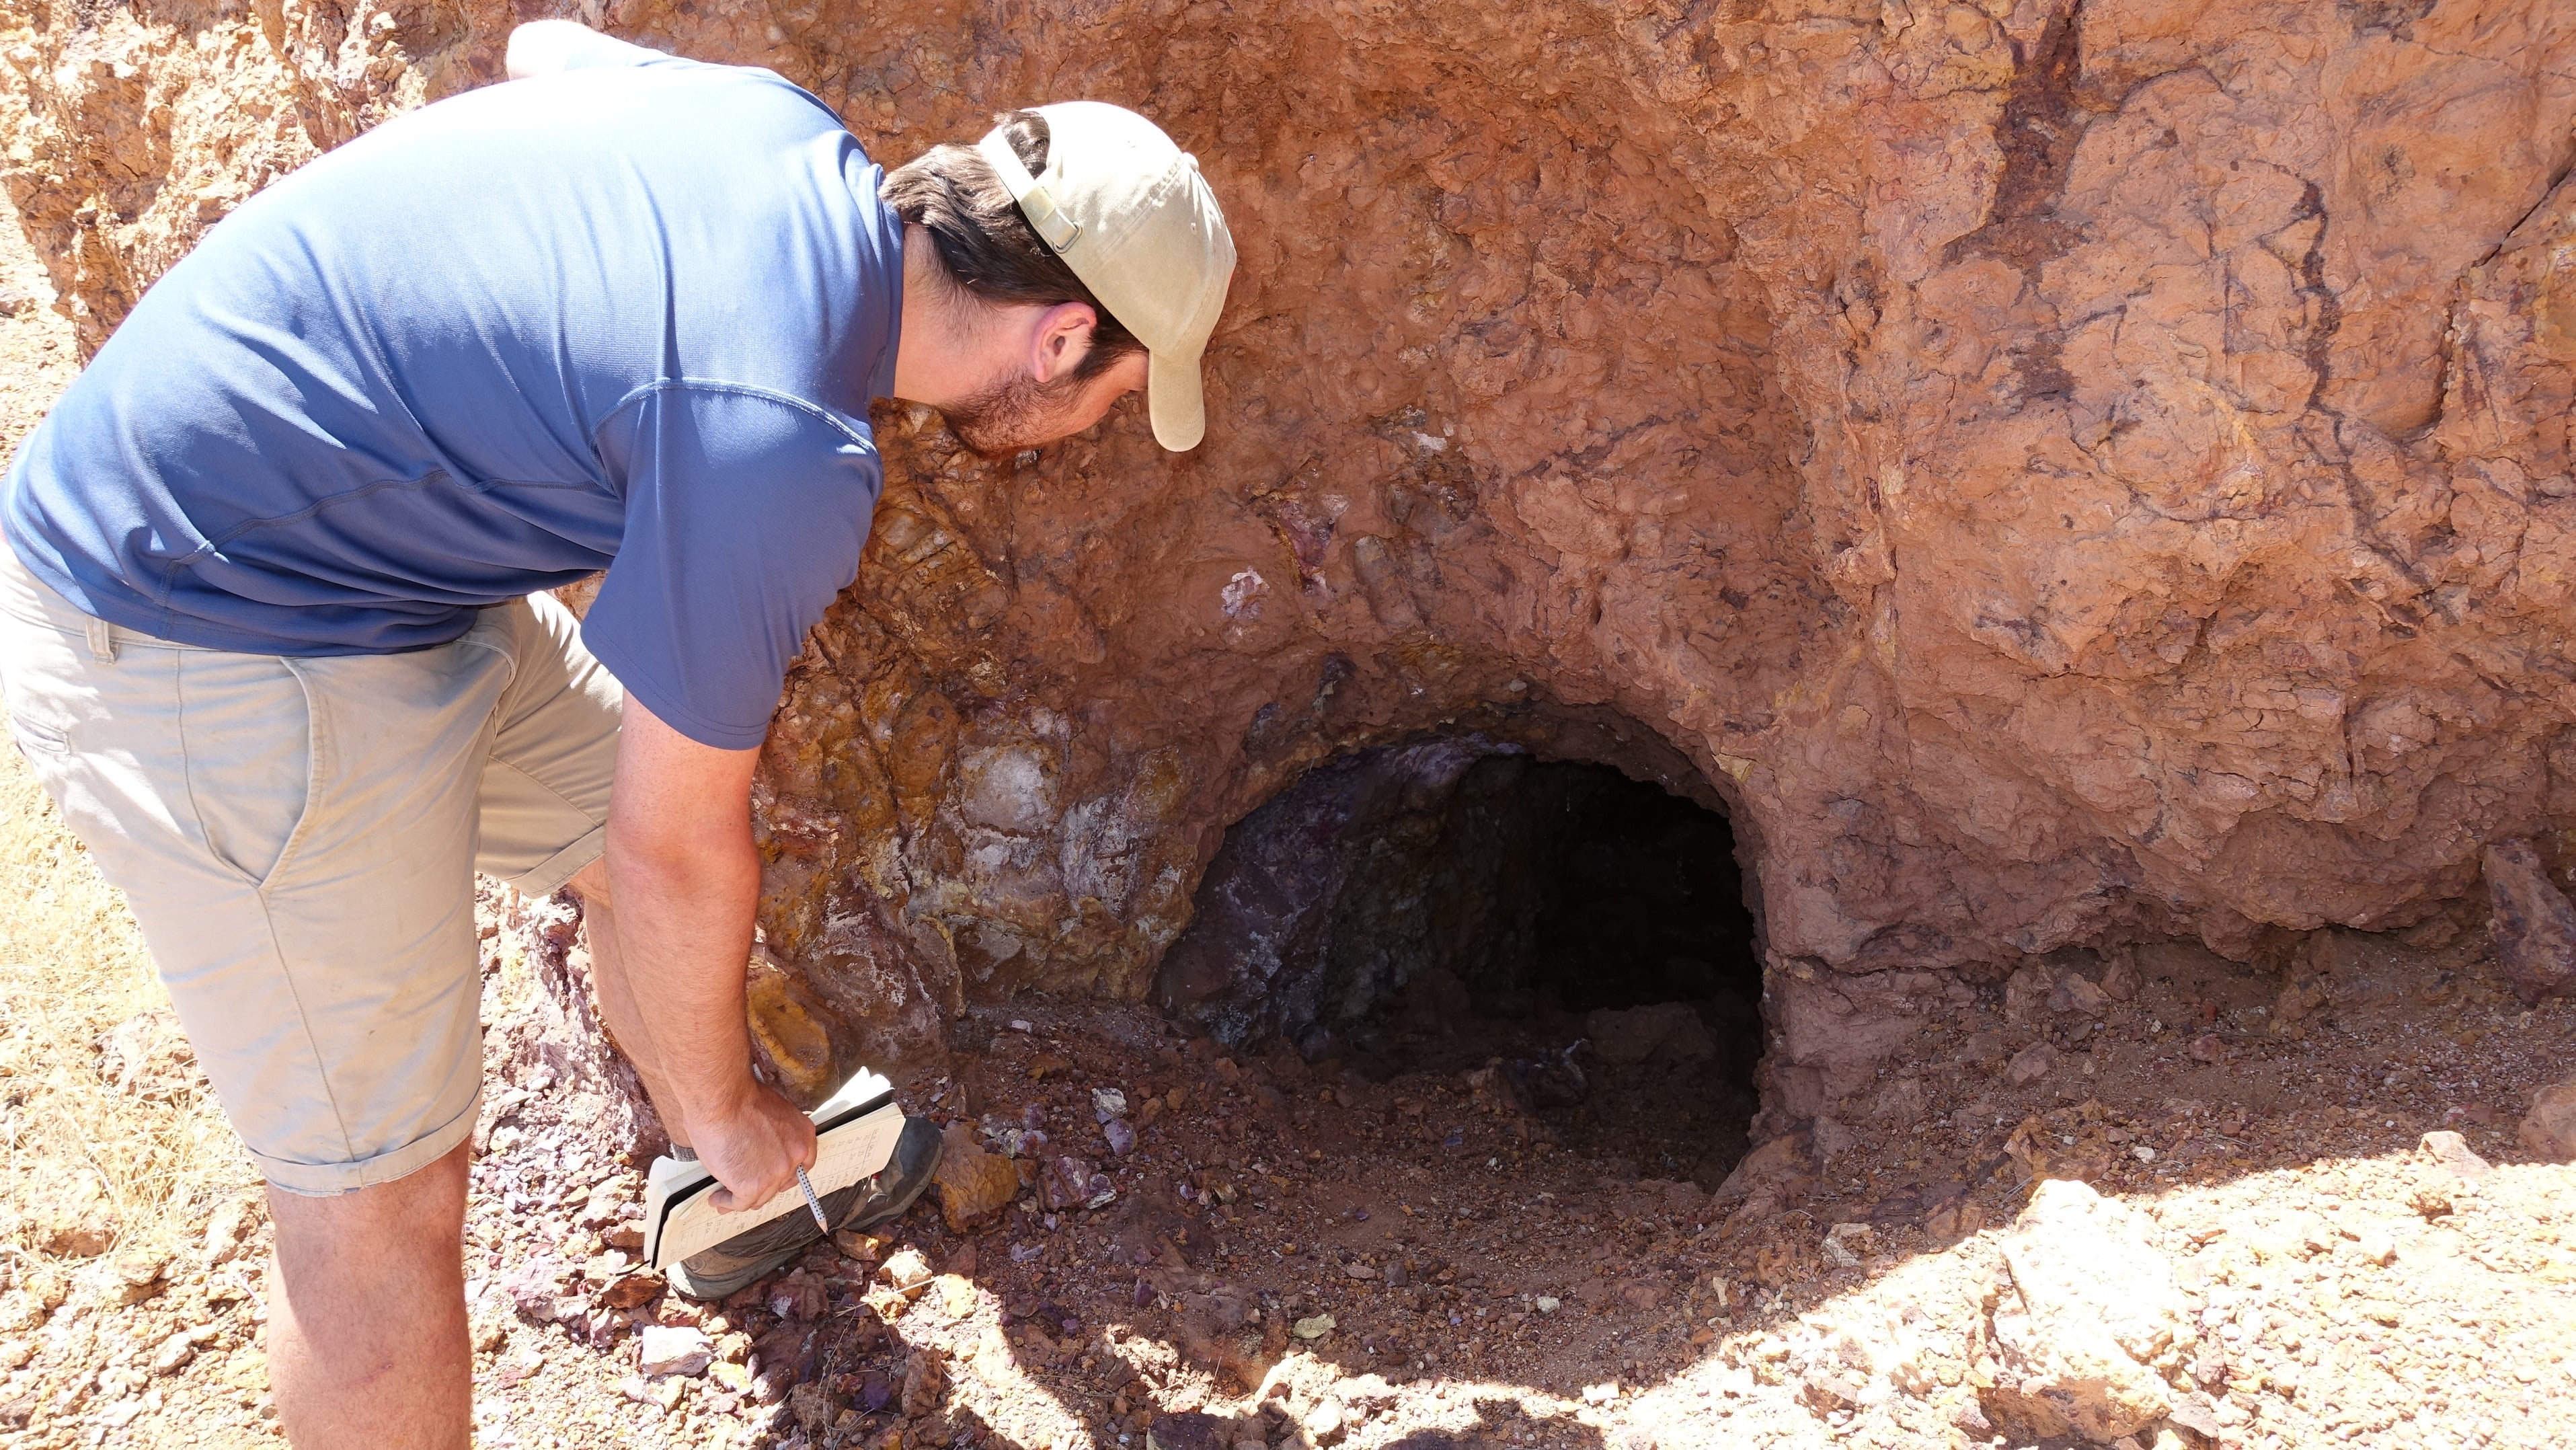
[641,1069,906,1270]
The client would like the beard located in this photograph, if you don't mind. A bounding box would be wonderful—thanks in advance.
[940,366,1090,457]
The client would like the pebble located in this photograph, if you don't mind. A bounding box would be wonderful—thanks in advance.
[1042,1155,1116,1211]
[2417,1131,2492,1183]
[149,1333,192,1375]
[1292,1313,1335,1340]
[1103,1118,1137,1156]
[2006,1042,2058,1086]
[636,1325,711,1378]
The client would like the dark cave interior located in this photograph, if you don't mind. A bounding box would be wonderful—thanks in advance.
[1161,747,1768,1186]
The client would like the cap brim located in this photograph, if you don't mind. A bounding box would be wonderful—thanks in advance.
[1146,346,1207,452]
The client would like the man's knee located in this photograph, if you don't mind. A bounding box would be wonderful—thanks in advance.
[266,1140,469,1266]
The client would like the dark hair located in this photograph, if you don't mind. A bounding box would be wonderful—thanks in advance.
[880,110,1144,383]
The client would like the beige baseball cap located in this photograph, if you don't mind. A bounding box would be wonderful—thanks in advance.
[976,103,1236,451]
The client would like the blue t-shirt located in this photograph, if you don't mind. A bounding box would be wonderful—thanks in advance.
[1,36,901,749]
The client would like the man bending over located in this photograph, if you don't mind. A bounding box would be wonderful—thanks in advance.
[0,21,1233,1446]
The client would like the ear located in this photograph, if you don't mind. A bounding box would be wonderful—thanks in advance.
[1027,301,1099,385]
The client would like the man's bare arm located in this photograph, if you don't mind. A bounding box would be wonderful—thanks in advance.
[504,19,609,81]
[602,698,815,1212]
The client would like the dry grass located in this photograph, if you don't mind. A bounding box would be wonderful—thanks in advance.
[0,689,264,1297]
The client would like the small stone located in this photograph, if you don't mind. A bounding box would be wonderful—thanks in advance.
[2004,964,2055,1021]
[1292,1313,1335,1340]
[2050,974,2111,1018]
[2006,1042,2058,1086]
[2417,1130,2492,1183]
[1145,1410,1228,1450]
[0,1340,29,1371]
[1534,1296,1561,1313]
[1303,1400,1345,1443]
[1103,1118,1137,1157]
[2099,950,2142,1002]
[931,1125,1024,1231]
[2187,1033,2225,1063]
[900,1347,945,1418]
[2164,1392,2223,1437]
[1581,1383,1619,1406]
[1821,1221,1873,1268]
[638,1324,713,1377]
[599,1269,665,1309]
[149,1333,194,1375]
[1093,1088,1130,1122]
[200,1198,257,1268]
[882,1247,935,1296]
[2517,1079,2576,1161]
[1042,1155,1116,1211]
[492,1346,545,1388]
[108,1252,168,1303]
[2351,1229,2396,1266]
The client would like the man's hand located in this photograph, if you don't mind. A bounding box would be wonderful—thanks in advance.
[593,698,814,1215]
[693,1079,819,1215]
[504,19,608,81]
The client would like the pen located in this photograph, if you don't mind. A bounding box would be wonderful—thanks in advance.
[795,1166,830,1233]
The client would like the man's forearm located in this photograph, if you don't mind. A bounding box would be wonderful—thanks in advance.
[599,826,764,1141]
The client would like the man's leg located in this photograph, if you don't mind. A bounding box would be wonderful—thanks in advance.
[2,556,510,1447]
[264,1141,471,1448]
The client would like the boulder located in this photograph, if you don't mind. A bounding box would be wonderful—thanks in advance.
[1980,1180,2189,1445]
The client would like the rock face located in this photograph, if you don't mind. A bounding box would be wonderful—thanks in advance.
[1980,1178,2188,1444]
[9,1,2576,1097]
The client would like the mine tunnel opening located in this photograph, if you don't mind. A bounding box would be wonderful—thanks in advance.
[1157,742,1766,1187]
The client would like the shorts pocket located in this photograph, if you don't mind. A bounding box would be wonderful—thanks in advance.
[8,714,68,755]
[174,651,319,888]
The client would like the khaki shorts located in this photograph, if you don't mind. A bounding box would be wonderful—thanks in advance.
[0,550,621,1194]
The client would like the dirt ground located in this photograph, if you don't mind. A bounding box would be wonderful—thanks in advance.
[3,189,2576,1450]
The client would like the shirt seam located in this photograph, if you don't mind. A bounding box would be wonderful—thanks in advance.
[590,379,879,459]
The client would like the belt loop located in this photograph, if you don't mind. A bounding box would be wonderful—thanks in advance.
[84,615,117,664]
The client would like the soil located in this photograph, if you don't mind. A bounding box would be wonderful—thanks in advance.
[7,867,2575,1449]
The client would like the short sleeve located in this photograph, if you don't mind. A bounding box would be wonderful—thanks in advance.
[582,385,881,749]
[557,31,693,72]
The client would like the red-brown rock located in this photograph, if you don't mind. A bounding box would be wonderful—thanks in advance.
[9,0,2576,1100]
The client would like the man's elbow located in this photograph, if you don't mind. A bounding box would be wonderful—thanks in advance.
[504,19,602,81]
